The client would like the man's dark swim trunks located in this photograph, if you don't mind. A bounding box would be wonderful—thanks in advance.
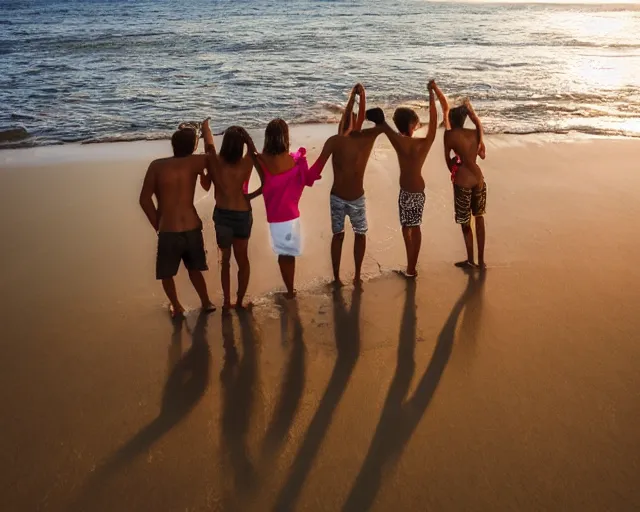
[156,228,208,280]
[213,207,253,249]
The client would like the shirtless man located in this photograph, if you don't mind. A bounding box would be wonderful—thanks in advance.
[432,81,487,269]
[201,120,262,310]
[369,81,438,277]
[329,83,384,286]
[139,122,216,318]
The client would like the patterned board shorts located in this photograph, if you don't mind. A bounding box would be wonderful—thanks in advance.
[330,194,368,235]
[398,189,426,227]
[454,183,487,225]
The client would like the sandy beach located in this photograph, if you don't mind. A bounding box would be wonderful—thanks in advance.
[1,125,639,511]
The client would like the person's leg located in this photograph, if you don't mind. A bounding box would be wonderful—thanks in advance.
[232,238,251,308]
[188,269,215,311]
[183,229,215,311]
[330,195,346,284]
[351,196,368,286]
[331,232,345,284]
[399,190,411,274]
[472,184,487,269]
[278,255,296,298]
[354,234,366,285]
[457,223,475,266]
[454,185,475,267]
[407,193,425,276]
[475,216,486,269]
[157,232,184,317]
[408,226,421,276]
[162,278,184,318]
[402,226,414,274]
[220,247,232,310]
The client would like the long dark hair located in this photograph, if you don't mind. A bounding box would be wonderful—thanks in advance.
[219,126,249,164]
[263,118,289,155]
[448,106,469,130]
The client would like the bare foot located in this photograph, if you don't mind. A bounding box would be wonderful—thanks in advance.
[478,261,487,271]
[235,300,254,311]
[332,278,344,288]
[353,277,364,290]
[455,260,477,269]
[395,269,417,279]
[285,291,297,300]
[201,301,217,313]
[222,302,235,316]
[169,304,185,320]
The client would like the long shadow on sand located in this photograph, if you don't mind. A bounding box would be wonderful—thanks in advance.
[341,272,485,512]
[220,310,260,494]
[273,288,362,512]
[70,312,211,510]
[260,299,306,458]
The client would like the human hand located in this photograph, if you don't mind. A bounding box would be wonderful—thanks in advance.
[478,141,486,160]
[428,79,435,91]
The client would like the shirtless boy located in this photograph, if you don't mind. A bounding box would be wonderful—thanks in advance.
[139,122,216,318]
[432,81,487,269]
[370,81,438,277]
[329,83,384,286]
[200,120,262,310]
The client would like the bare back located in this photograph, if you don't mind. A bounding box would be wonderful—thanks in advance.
[210,153,253,211]
[445,128,482,189]
[258,152,296,175]
[331,128,382,201]
[151,155,206,232]
[388,135,432,193]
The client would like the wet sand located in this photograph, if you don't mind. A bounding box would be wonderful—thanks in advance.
[0,127,639,511]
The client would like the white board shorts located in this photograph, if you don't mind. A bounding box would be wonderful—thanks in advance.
[269,218,302,257]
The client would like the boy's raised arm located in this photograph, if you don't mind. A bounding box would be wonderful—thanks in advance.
[202,117,216,156]
[339,85,359,135]
[422,81,438,149]
[465,99,486,159]
[355,83,366,131]
[432,81,450,131]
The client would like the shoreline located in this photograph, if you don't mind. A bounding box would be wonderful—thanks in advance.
[2,119,640,156]
[1,124,636,168]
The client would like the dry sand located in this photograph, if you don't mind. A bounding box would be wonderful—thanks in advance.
[0,125,639,511]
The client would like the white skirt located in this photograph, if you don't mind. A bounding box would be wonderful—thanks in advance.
[269,218,302,257]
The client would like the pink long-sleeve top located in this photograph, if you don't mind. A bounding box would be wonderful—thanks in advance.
[261,147,326,223]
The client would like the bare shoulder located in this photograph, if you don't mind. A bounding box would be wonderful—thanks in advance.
[328,134,341,146]
[187,153,207,170]
[352,126,383,140]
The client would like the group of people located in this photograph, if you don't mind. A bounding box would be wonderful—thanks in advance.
[139,81,487,318]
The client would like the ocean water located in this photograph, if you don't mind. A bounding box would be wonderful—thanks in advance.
[1,0,639,147]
